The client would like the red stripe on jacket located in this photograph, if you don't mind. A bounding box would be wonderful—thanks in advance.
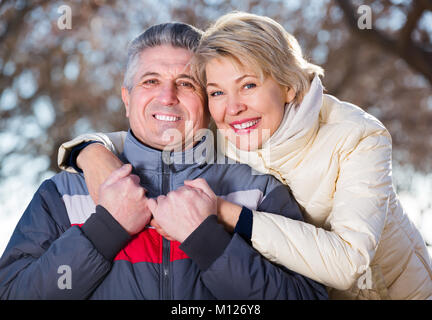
[72,224,189,263]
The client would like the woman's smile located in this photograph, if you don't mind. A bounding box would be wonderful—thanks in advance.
[229,117,261,134]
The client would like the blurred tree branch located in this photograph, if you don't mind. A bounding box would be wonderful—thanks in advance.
[0,0,431,183]
[0,0,49,45]
[335,0,432,85]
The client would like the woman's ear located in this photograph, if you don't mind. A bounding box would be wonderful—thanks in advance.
[286,87,296,104]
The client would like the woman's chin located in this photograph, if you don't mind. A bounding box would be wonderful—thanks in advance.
[234,139,261,152]
[224,128,268,151]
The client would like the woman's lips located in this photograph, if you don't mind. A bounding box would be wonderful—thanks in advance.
[229,117,261,134]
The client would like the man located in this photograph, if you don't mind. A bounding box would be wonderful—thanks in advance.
[0,23,327,299]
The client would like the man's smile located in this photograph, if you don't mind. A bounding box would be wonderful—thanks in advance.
[152,113,182,122]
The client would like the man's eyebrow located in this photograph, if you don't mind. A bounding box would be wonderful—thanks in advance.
[206,74,257,87]
[138,72,160,80]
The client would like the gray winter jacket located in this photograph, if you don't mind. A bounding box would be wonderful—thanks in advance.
[0,130,328,300]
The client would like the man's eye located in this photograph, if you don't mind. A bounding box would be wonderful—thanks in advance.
[209,90,223,97]
[142,79,158,86]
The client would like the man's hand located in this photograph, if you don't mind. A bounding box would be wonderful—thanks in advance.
[149,219,176,241]
[147,178,217,242]
[98,164,151,235]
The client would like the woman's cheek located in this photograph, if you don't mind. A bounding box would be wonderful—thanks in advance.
[209,103,223,123]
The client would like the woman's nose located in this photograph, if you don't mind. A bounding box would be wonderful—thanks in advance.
[226,96,247,115]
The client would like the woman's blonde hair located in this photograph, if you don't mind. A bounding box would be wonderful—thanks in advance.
[192,11,324,105]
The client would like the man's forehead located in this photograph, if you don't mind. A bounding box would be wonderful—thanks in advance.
[136,45,193,78]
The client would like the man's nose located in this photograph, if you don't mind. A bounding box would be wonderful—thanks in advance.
[226,95,247,115]
[157,83,179,106]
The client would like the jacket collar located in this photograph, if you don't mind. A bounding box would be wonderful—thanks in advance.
[121,129,215,173]
[264,75,323,150]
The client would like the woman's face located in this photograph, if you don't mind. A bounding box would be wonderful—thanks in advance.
[205,57,295,151]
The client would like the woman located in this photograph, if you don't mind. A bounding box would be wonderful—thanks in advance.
[58,12,432,299]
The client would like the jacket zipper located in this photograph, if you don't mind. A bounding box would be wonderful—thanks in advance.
[161,153,172,299]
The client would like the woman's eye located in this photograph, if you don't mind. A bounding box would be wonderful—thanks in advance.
[209,90,223,97]
[178,81,195,89]
[243,83,256,90]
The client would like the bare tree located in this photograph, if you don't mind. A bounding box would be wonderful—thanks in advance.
[335,0,432,85]
[0,0,431,199]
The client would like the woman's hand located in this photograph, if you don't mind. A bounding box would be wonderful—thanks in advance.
[98,164,151,236]
[217,197,242,232]
[76,143,124,203]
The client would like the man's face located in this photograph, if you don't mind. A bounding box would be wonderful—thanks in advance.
[121,45,208,151]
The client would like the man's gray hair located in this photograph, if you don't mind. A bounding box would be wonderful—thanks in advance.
[123,22,203,91]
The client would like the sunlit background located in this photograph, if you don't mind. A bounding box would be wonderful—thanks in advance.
[0,0,431,257]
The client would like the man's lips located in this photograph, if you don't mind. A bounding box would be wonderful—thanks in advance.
[229,117,261,133]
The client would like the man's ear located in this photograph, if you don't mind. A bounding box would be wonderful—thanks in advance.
[286,87,296,104]
[121,86,131,118]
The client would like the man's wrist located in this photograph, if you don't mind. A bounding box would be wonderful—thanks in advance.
[81,205,131,261]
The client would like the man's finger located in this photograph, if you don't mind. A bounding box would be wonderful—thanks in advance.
[183,178,214,199]
[102,163,132,187]
[128,174,142,186]
[150,218,161,229]
[150,219,175,241]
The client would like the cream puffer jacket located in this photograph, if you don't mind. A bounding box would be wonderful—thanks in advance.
[221,78,432,300]
[58,81,432,300]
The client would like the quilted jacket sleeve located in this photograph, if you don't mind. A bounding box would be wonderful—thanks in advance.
[57,131,127,173]
[0,180,128,299]
[250,128,393,290]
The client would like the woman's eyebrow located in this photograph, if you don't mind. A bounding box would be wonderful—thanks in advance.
[176,74,197,82]
[235,74,257,82]
[207,74,257,87]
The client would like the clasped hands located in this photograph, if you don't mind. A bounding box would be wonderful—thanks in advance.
[97,164,217,242]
